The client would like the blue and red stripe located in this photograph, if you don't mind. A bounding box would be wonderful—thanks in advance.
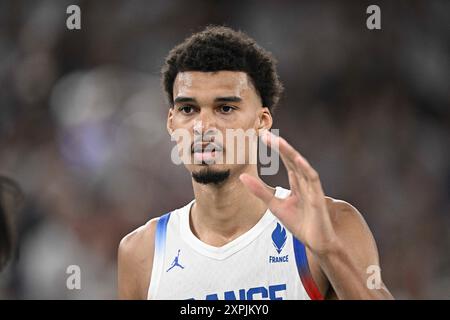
[292,236,324,300]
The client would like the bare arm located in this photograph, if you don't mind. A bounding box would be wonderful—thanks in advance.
[240,131,393,300]
[117,218,158,300]
[316,200,393,300]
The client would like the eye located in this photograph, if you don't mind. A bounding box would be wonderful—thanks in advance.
[219,105,236,114]
[178,105,195,114]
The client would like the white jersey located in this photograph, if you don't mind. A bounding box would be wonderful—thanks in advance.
[148,186,323,300]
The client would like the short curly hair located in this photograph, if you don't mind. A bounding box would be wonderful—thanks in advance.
[162,26,283,112]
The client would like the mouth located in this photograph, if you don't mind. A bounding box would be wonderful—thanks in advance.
[192,143,223,153]
[191,143,223,163]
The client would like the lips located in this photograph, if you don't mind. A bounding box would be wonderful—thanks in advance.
[191,143,223,154]
[191,143,223,163]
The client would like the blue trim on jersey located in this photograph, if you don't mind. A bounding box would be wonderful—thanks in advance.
[292,236,309,273]
[155,212,171,252]
[292,235,323,300]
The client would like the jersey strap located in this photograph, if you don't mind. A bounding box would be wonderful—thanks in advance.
[148,212,171,299]
[292,236,324,300]
[155,212,171,253]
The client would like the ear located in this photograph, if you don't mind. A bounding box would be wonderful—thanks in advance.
[258,107,273,133]
[167,107,174,136]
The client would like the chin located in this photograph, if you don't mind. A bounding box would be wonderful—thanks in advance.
[190,163,229,173]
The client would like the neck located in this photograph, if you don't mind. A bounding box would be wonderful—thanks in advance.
[190,165,275,247]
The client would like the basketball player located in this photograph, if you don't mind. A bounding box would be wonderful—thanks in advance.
[118,26,393,300]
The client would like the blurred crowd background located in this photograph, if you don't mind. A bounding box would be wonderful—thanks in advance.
[0,0,449,299]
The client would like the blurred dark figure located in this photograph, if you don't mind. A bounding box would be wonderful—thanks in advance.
[0,176,24,272]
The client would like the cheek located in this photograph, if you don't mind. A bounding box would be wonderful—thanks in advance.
[239,113,260,130]
[172,114,192,127]
[171,115,198,139]
[225,111,259,130]
[170,128,193,160]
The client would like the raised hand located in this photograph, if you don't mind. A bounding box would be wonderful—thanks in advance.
[240,130,338,255]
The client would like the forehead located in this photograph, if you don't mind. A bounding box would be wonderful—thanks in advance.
[173,71,256,99]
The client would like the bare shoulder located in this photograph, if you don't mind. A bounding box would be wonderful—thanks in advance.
[323,196,381,274]
[325,196,375,245]
[325,197,363,222]
[117,218,159,300]
[307,196,380,299]
[119,218,159,258]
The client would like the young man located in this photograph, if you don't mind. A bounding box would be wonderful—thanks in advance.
[118,26,393,300]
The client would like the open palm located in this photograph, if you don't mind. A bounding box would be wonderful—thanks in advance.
[240,131,338,255]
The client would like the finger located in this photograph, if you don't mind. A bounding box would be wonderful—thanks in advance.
[261,131,299,175]
[298,173,310,199]
[239,173,279,206]
[294,155,325,197]
[267,130,321,190]
[265,132,300,167]
[261,131,312,199]
[287,170,301,197]
[261,131,323,200]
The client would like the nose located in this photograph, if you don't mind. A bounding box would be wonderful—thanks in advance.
[193,110,216,136]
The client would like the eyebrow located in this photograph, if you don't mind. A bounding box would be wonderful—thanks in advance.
[173,96,242,103]
[173,96,243,104]
[214,96,242,103]
[173,96,197,104]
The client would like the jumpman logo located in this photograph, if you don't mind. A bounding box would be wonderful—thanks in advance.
[166,249,185,272]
